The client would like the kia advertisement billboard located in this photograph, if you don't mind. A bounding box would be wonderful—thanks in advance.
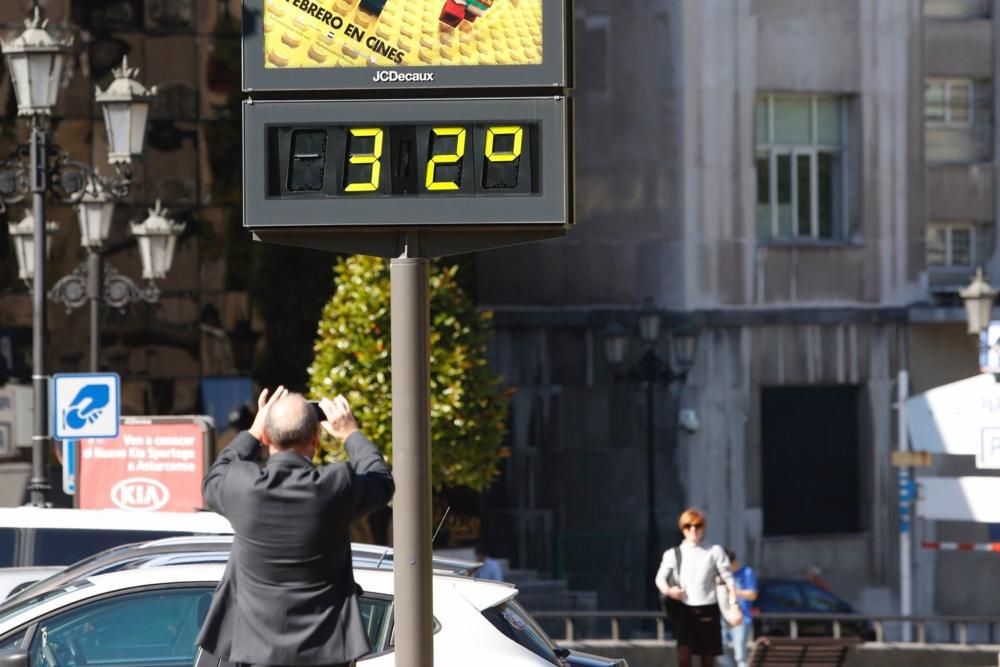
[78,417,214,512]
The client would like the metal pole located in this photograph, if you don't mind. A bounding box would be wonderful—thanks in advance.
[645,378,659,609]
[898,369,912,642]
[390,242,433,667]
[87,250,101,372]
[27,121,50,507]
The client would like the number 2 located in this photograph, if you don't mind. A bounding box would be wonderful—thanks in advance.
[344,128,383,192]
[425,127,467,191]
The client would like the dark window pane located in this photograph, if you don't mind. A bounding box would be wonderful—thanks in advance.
[951,227,972,266]
[32,530,181,566]
[481,600,559,665]
[759,582,804,610]
[762,386,861,536]
[28,588,213,666]
[776,154,792,237]
[0,529,15,567]
[756,151,771,238]
[796,154,812,237]
[803,584,844,612]
[360,596,392,651]
[0,629,25,652]
[926,226,947,266]
[818,152,837,238]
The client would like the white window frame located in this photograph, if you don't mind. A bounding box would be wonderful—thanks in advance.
[927,222,977,268]
[925,78,974,127]
[757,94,848,241]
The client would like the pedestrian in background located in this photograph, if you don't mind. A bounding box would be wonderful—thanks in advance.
[720,549,757,667]
[474,544,505,582]
[655,508,737,667]
[196,386,394,667]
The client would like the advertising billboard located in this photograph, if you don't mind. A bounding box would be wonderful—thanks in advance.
[78,417,214,512]
[243,0,569,90]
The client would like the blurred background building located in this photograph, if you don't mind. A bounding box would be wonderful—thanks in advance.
[0,0,997,625]
[477,0,999,625]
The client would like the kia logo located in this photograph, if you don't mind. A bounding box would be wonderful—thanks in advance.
[110,477,169,511]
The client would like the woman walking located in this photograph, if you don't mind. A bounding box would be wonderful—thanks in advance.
[655,508,736,667]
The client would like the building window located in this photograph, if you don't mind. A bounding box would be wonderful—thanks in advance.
[927,222,976,268]
[925,79,973,126]
[761,386,862,537]
[755,95,848,241]
[925,78,993,162]
[924,0,991,19]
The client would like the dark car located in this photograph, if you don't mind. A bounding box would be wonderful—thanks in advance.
[753,578,875,641]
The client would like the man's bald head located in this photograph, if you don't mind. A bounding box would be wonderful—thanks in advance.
[264,393,318,450]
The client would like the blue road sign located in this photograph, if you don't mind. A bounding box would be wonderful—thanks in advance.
[62,439,76,495]
[52,373,120,440]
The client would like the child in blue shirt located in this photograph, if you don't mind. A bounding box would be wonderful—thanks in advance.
[722,549,757,667]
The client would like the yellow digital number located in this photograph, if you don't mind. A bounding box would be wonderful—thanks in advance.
[344,128,383,192]
[425,127,467,191]
[485,125,524,163]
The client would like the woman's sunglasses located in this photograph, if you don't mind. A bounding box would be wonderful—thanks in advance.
[683,523,704,530]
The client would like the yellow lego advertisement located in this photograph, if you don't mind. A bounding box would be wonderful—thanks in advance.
[263,0,543,69]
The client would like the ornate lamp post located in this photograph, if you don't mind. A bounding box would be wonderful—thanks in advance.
[604,301,699,609]
[0,8,161,506]
[49,200,184,374]
[959,267,997,335]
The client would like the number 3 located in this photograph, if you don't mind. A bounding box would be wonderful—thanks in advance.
[345,128,383,192]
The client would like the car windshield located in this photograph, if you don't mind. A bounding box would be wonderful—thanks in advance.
[0,581,94,627]
[481,599,560,665]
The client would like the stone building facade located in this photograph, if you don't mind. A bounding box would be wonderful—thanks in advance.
[477,0,999,623]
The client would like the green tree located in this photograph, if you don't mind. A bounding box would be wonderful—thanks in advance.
[309,254,509,492]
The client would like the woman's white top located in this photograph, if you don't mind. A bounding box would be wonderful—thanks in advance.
[654,541,734,606]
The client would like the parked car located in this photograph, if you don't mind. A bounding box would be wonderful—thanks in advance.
[0,563,628,666]
[0,507,232,569]
[1,536,479,606]
[0,568,62,603]
[753,578,875,640]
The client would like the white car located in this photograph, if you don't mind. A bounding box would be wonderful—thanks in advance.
[0,507,232,569]
[0,563,601,667]
[0,568,62,603]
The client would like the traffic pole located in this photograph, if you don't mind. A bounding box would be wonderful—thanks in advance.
[390,238,433,667]
[898,369,912,642]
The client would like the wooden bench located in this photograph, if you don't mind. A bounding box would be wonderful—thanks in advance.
[749,636,862,666]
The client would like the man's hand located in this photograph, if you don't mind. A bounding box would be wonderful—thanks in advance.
[319,394,360,441]
[248,385,287,442]
[666,586,686,601]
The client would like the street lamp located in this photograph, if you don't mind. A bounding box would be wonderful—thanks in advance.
[0,8,160,506]
[49,200,182,376]
[959,267,997,335]
[7,211,57,282]
[603,301,699,610]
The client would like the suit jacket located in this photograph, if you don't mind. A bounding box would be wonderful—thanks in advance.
[196,430,394,665]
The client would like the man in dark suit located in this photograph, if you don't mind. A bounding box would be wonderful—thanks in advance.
[196,386,394,667]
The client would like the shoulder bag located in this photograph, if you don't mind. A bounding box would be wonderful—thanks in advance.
[660,546,685,622]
